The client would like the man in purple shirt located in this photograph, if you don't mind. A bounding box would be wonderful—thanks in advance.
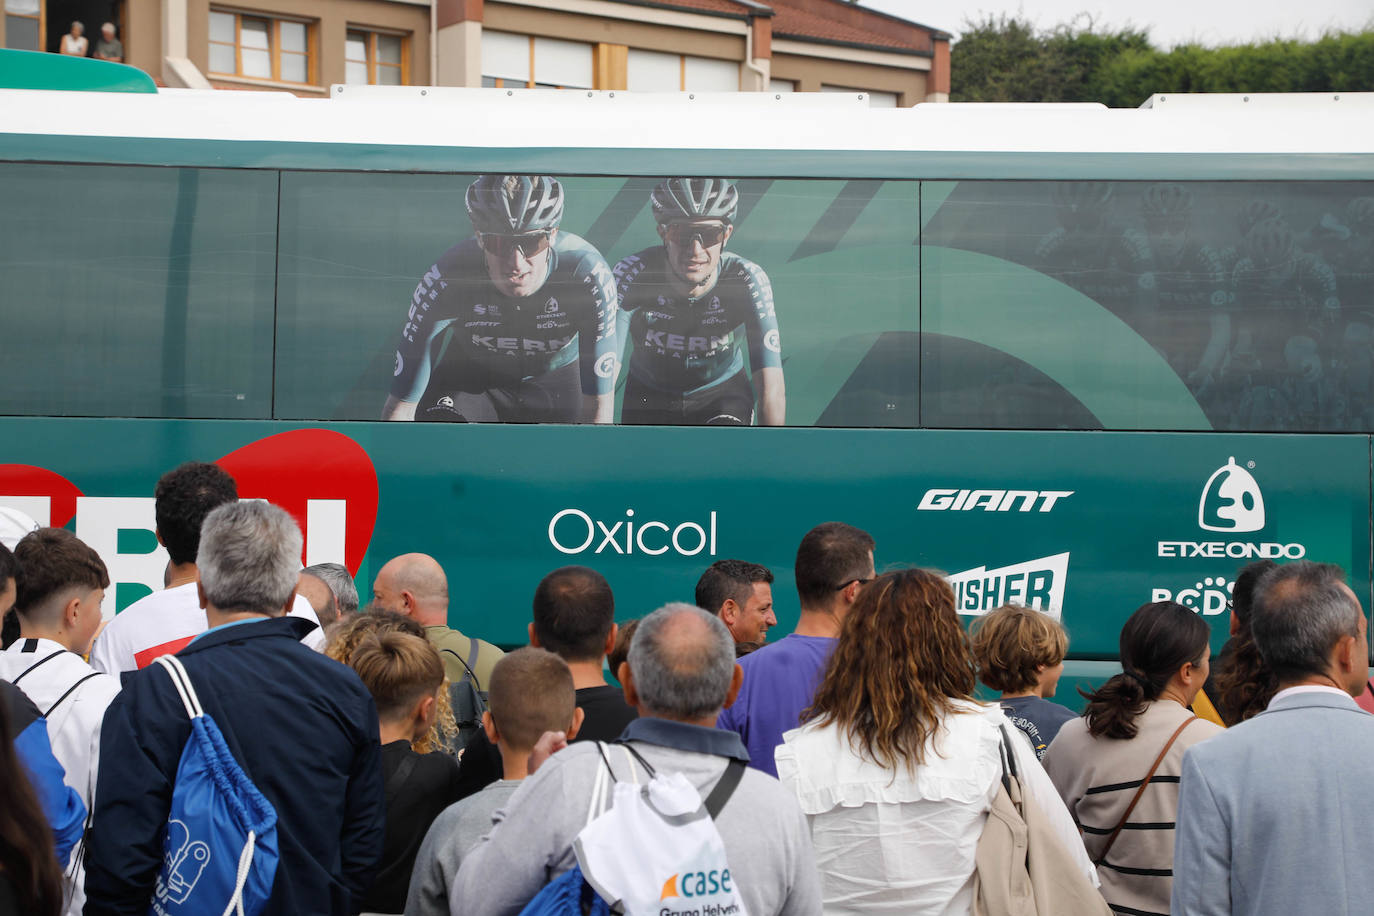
[717,522,875,777]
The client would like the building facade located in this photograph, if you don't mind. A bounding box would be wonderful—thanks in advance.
[2,0,949,103]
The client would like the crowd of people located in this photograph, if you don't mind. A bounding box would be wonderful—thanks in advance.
[2,461,1373,915]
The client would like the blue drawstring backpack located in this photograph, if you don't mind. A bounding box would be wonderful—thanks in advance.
[150,655,279,916]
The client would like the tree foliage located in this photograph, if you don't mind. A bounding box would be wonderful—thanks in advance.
[950,15,1374,106]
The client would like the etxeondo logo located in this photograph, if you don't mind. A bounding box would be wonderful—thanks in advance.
[1199,457,1265,532]
[1158,458,1305,561]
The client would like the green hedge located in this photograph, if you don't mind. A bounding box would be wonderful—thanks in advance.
[951,16,1374,107]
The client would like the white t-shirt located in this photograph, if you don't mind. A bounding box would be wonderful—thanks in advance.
[776,700,1097,916]
[0,636,122,916]
[89,582,325,675]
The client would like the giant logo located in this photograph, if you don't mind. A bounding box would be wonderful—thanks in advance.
[1199,457,1265,532]
[918,488,1073,513]
[0,430,379,620]
[947,553,1070,619]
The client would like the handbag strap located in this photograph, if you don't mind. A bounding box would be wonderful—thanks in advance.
[1094,715,1198,865]
[153,654,204,720]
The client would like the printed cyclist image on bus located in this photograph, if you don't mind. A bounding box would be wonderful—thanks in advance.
[382,174,618,424]
[613,178,785,426]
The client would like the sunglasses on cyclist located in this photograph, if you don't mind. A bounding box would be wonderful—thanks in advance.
[478,230,554,259]
[663,223,729,249]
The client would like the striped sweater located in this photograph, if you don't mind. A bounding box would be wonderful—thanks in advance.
[1043,700,1223,916]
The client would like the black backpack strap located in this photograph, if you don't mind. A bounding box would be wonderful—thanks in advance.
[704,758,745,819]
[44,672,101,719]
[465,637,481,686]
[12,648,66,686]
[440,641,483,689]
[384,754,420,807]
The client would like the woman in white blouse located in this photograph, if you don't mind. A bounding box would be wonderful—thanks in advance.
[776,568,1096,915]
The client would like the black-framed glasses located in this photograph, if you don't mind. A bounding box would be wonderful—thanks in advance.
[834,577,873,592]
[663,222,728,249]
[477,230,553,259]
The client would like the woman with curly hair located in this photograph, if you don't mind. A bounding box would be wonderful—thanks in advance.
[775,568,1095,914]
[1211,559,1280,724]
[326,608,459,754]
[1043,600,1223,916]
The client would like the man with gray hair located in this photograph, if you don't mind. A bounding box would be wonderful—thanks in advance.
[84,501,385,916]
[300,562,360,629]
[450,603,819,915]
[1173,560,1374,916]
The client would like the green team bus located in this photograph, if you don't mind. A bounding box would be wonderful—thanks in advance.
[2,50,1372,689]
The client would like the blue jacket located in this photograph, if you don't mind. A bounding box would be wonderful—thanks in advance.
[3,678,85,868]
[84,616,385,916]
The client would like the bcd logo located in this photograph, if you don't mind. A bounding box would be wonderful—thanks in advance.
[1152,577,1234,616]
[1199,457,1265,533]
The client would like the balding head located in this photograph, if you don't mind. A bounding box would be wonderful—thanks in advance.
[297,572,338,626]
[373,553,448,626]
[624,603,741,723]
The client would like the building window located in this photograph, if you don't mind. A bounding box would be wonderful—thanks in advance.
[209,9,311,84]
[345,28,406,85]
[769,78,796,93]
[481,30,592,89]
[4,0,40,51]
[627,49,739,91]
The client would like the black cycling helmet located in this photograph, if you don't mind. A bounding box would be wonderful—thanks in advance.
[466,175,564,233]
[651,178,739,224]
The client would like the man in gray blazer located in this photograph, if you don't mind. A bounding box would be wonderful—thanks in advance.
[1173,560,1373,916]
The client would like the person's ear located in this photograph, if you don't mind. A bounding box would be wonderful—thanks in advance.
[603,622,618,657]
[619,662,638,708]
[196,580,209,611]
[723,225,734,244]
[843,579,863,604]
[155,529,165,547]
[1335,634,1357,677]
[1229,611,1242,637]
[567,706,585,742]
[723,663,744,709]
[280,585,297,618]
[417,693,437,730]
[60,596,81,631]
[482,709,499,744]
[720,599,740,627]
[528,622,540,648]
[656,223,668,243]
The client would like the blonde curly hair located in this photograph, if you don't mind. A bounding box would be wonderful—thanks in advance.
[325,609,458,754]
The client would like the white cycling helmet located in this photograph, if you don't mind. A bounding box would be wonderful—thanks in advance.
[466,175,565,233]
[651,178,739,224]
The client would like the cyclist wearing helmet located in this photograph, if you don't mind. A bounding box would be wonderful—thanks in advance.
[612,178,784,425]
[1036,181,1152,312]
[1135,183,1230,393]
[382,175,617,423]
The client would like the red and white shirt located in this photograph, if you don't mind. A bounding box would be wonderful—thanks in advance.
[89,582,324,675]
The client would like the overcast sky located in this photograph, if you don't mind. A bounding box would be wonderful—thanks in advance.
[861,0,1374,48]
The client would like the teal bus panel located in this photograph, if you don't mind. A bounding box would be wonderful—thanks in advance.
[0,163,278,419]
[0,419,1366,657]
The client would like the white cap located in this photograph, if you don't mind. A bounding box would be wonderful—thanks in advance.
[0,506,40,551]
